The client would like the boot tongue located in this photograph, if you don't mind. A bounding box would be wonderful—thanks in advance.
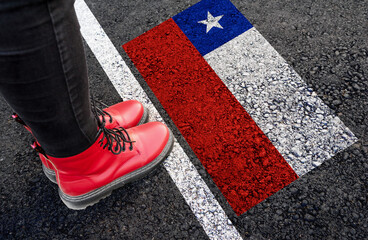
[103,106,128,129]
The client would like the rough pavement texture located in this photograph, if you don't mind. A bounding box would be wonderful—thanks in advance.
[1,0,367,239]
[124,19,299,215]
[0,45,208,239]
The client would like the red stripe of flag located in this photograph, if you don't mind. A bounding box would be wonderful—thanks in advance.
[123,19,298,215]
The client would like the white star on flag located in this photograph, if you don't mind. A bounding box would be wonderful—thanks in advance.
[198,11,224,33]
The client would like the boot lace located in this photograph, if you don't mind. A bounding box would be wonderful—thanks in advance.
[92,99,113,124]
[22,98,134,157]
[91,97,134,155]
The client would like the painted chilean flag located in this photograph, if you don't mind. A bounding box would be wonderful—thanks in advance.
[123,0,357,215]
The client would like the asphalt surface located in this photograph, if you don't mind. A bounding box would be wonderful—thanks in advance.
[1,0,367,239]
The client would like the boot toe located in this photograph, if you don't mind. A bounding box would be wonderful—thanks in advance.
[107,100,145,128]
[130,122,171,164]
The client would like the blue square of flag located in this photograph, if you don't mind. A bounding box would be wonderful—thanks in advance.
[173,0,253,56]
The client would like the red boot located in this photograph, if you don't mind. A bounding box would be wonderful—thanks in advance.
[95,100,148,129]
[46,122,173,210]
[13,100,149,183]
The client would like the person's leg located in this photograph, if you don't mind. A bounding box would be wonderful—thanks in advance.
[0,0,174,210]
[0,0,97,157]
[1,0,149,185]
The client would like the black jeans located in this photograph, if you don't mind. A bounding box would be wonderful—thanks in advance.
[0,0,98,157]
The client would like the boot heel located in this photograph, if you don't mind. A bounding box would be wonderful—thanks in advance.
[42,164,57,184]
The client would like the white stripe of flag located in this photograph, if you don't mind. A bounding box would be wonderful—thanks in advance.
[204,28,357,176]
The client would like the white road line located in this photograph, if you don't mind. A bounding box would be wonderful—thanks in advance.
[75,1,243,239]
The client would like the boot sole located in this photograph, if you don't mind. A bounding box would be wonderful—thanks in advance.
[42,106,150,185]
[42,164,58,184]
[58,128,174,210]
[137,106,149,126]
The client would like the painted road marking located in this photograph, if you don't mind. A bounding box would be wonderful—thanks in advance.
[123,18,298,216]
[75,0,243,239]
[204,27,357,176]
[123,0,357,216]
